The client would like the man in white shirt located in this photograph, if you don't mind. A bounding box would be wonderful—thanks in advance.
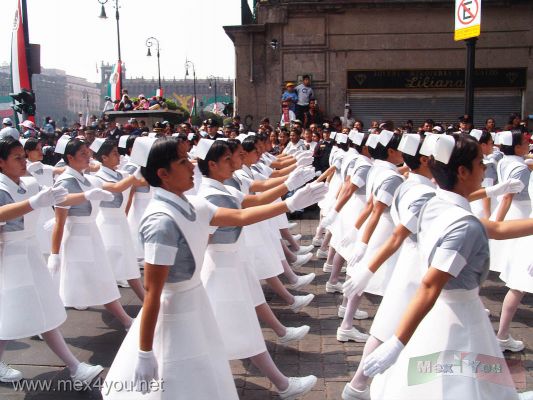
[295,75,314,121]
[0,118,20,139]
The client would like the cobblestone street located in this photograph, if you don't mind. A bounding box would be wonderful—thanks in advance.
[1,214,532,399]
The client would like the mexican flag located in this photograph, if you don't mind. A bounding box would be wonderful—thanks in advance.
[107,62,122,101]
[11,0,32,123]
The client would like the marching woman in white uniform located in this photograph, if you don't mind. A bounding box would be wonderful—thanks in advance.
[49,137,133,329]
[360,134,533,400]
[103,137,325,399]
[0,137,104,385]
[23,137,64,256]
[92,138,145,300]
[489,130,531,273]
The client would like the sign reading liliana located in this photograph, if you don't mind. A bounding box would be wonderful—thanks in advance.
[454,0,481,41]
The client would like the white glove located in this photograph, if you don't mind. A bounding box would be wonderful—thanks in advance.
[84,188,114,202]
[295,150,313,160]
[347,242,368,271]
[343,267,374,298]
[363,335,405,377]
[527,264,533,277]
[28,186,68,209]
[47,254,61,277]
[485,178,524,198]
[296,155,313,167]
[285,182,328,212]
[285,166,315,191]
[319,209,338,229]
[340,227,359,248]
[134,350,159,394]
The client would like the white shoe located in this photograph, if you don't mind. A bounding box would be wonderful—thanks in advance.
[71,362,104,386]
[323,263,346,273]
[288,273,316,290]
[338,305,369,320]
[292,234,302,241]
[337,327,369,343]
[294,245,314,255]
[498,335,525,352]
[315,248,328,259]
[0,361,22,383]
[117,280,130,288]
[312,237,323,247]
[288,222,298,230]
[74,306,88,311]
[342,383,370,400]
[291,253,313,269]
[484,308,490,316]
[290,294,315,313]
[325,281,343,294]
[278,325,310,344]
[279,375,317,400]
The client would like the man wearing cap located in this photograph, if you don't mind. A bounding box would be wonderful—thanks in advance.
[281,82,298,112]
[295,75,314,122]
[0,118,20,140]
[128,118,142,136]
[105,120,123,140]
[206,118,223,140]
[313,124,334,172]
[102,96,114,114]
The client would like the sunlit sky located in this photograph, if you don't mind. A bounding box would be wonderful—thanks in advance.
[0,0,248,83]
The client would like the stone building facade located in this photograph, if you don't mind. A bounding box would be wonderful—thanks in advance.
[225,0,533,129]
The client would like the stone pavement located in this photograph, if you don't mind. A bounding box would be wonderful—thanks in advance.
[1,212,532,399]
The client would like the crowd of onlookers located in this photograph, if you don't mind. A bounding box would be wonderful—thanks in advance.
[102,93,169,112]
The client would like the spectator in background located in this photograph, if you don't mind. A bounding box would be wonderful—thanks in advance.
[506,112,528,133]
[313,124,334,173]
[118,95,133,111]
[421,118,435,134]
[354,119,364,132]
[139,120,149,133]
[403,119,414,133]
[232,115,244,131]
[331,116,342,133]
[138,94,150,110]
[340,105,355,129]
[19,120,37,138]
[283,128,306,154]
[0,118,20,139]
[43,117,55,136]
[105,120,123,140]
[485,117,497,133]
[278,128,290,154]
[128,118,142,136]
[280,101,296,128]
[303,128,317,152]
[148,96,158,108]
[269,130,280,155]
[281,82,298,112]
[295,75,314,121]
[102,96,114,113]
[303,99,323,128]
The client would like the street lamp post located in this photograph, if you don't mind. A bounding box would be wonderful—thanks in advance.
[184,59,197,117]
[145,37,162,96]
[98,0,124,94]
[207,75,218,114]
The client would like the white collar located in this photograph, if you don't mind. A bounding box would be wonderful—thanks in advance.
[373,159,397,171]
[505,155,525,164]
[436,188,471,212]
[64,166,86,182]
[201,177,231,194]
[408,172,436,188]
[100,165,120,179]
[153,187,193,212]
[0,173,25,193]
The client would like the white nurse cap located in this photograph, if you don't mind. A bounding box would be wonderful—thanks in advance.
[499,131,513,146]
[433,135,456,164]
[366,134,380,149]
[419,134,439,157]
[236,133,248,143]
[130,137,158,167]
[89,138,106,153]
[19,138,28,148]
[348,129,358,142]
[330,131,337,140]
[469,129,483,142]
[187,133,195,141]
[378,130,394,147]
[398,134,421,156]
[195,138,215,160]
[336,133,348,144]
[55,135,72,155]
[118,135,129,149]
[353,131,364,146]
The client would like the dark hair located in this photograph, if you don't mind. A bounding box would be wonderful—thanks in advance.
[508,112,521,125]
[370,133,402,160]
[142,137,183,187]
[95,139,117,162]
[197,141,230,177]
[227,139,241,153]
[353,132,369,154]
[123,135,137,156]
[500,131,525,155]
[63,138,87,164]
[303,74,310,80]
[401,135,425,170]
[354,119,364,128]
[242,136,259,152]
[478,131,493,145]
[0,137,23,161]
[429,134,479,191]
[23,137,40,153]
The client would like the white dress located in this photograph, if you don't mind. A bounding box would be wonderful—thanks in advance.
[0,174,66,340]
[54,167,120,307]
[370,173,436,342]
[102,188,239,400]
[26,161,55,254]
[199,178,267,360]
[350,160,404,296]
[371,189,519,400]
[94,166,140,281]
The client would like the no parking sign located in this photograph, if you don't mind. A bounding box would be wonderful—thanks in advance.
[454,0,481,41]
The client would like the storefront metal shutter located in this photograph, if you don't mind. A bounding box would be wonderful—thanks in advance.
[347,90,522,130]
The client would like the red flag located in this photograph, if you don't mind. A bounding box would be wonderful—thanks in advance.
[11,0,32,122]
